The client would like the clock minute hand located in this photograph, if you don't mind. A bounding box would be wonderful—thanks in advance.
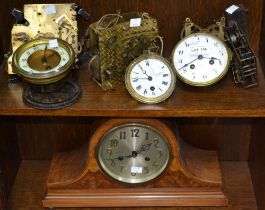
[106,143,153,162]
[179,55,202,70]
[41,45,48,64]
[137,143,152,155]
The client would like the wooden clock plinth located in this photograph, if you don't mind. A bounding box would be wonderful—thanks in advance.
[43,119,227,208]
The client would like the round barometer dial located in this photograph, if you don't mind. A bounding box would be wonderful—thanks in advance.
[125,54,176,104]
[12,37,75,84]
[97,123,171,184]
[172,33,232,86]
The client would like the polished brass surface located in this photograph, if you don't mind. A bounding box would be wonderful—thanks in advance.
[12,37,75,84]
[8,4,80,75]
[28,50,61,71]
[97,123,171,184]
[89,12,161,91]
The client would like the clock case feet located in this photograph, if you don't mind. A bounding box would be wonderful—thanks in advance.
[23,77,82,110]
[43,119,227,207]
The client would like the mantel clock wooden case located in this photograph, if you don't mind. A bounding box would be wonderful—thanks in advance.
[43,119,227,208]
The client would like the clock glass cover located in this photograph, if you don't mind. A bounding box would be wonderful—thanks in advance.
[97,123,171,184]
[12,37,75,84]
[125,54,176,104]
[172,33,231,86]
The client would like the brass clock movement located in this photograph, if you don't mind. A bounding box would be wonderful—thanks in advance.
[12,37,81,109]
[125,53,176,104]
[172,18,232,87]
[8,3,83,75]
[172,33,232,86]
[12,38,75,84]
[43,119,227,208]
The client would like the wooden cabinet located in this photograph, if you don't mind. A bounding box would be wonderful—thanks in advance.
[0,0,265,210]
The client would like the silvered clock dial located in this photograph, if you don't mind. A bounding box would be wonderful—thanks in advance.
[172,33,232,86]
[125,54,176,104]
[96,123,171,184]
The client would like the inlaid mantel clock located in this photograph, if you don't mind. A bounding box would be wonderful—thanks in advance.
[43,119,227,208]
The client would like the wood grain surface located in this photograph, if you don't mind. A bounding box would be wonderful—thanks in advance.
[0,0,263,58]
[0,60,265,117]
[8,160,258,210]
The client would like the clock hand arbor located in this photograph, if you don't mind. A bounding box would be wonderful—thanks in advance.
[105,143,153,161]
[179,55,203,70]
[201,56,222,65]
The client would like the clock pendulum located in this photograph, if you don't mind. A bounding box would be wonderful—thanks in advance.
[43,119,227,208]
[12,37,81,109]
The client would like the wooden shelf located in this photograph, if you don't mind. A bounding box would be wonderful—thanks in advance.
[8,160,257,210]
[1,60,265,117]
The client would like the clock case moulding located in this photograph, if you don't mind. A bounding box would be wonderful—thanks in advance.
[43,119,227,208]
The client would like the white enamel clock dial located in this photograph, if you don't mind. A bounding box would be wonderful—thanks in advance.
[125,54,176,104]
[172,33,232,86]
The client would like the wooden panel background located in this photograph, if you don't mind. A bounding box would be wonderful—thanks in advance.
[0,0,263,58]
[0,117,20,208]
[249,118,265,210]
[15,117,94,160]
[177,118,252,161]
[13,117,252,161]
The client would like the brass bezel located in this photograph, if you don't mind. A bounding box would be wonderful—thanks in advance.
[12,37,75,85]
[96,122,172,185]
[171,33,232,87]
[125,54,176,104]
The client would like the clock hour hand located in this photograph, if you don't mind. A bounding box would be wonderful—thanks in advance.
[41,45,48,64]
[201,56,222,65]
[179,55,202,70]
[106,143,153,162]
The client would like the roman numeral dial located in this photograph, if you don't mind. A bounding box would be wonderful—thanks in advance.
[125,54,176,104]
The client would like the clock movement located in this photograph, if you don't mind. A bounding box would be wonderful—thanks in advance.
[172,33,232,87]
[125,53,176,104]
[12,37,81,109]
[43,119,227,208]
[7,3,82,75]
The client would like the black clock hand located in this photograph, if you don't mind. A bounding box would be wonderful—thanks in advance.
[104,143,153,161]
[136,143,152,154]
[179,55,202,70]
[138,64,151,78]
[201,56,221,61]
[132,77,148,80]
[41,45,48,64]
[201,56,222,65]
